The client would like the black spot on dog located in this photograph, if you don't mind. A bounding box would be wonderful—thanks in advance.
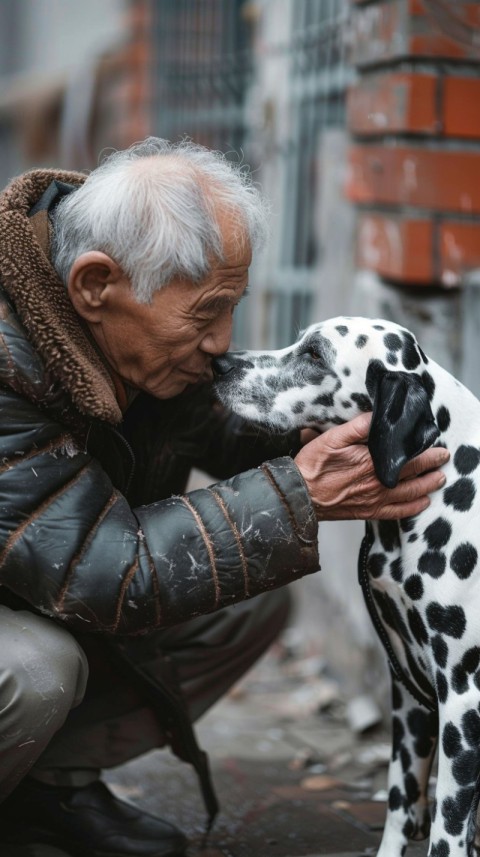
[453,786,474,822]
[388,785,403,811]
[452,749,479,785]
[430,840,449,857]
[392,682,403,710]
[292,401,305,414]
[390,557,403,581]
[313,392,334,407]
[405,771,420,804]
[384,333,402,352]
[343,367,351,376]
[408,533,418,543]
[432,635,448,668]
[427,603,466,638]
[441,793,467,835]
[454,445,480,475]
[407,708,437,757]
[403,819,416,840]
[423,518,452,550]
[442,722,462,757]
[421,371,435,401]
[404,574,424,600]
[373,590,412,642]
[401,333,421,370]
[373,324,385,331]
[264,375,283,391]
[341,400,352,409]
[245,389,275,413]
[367,553,387,578]
[400,746,411,772]
[355,335,368,349]
[408,607,428,645]
[436,670,449,703]
[336,325,348,337]
[444,478,476,512]
[378,520,401,552]
[462,647,480,674]
[450,543,478,579]
[436,405,451,433]
[418,550,446,578]
[451,663,469,694]
[418,346,429,364]
[462,708,480,747]
[350,392,372,412]
[400,517,415,533]
[406,648,435,700]
[257,355,277,368]
[392,714,405,759]
[386,352,399,366]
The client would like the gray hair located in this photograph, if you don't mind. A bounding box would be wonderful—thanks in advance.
[51,137,269,303]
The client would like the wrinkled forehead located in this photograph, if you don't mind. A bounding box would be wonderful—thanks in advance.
[299,317,422,369]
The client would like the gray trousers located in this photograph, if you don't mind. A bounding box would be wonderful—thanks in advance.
[0,589,290,802]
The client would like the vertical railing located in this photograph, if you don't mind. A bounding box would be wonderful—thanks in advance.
[149,0,353,348]
[151,0,252,153]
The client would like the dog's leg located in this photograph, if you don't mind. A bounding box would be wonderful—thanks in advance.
[377,675,438,857]
[427,694,480,857]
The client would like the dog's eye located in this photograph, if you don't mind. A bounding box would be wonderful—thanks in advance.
[307,350,321,360]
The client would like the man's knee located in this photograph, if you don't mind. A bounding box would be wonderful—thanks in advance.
[0,607,89,731]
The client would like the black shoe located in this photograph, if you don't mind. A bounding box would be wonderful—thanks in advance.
[0,778,188,857]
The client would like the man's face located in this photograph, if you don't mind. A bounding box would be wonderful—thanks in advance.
[85,223,251,400]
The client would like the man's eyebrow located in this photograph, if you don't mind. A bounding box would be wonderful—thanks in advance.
[199,286,250,313]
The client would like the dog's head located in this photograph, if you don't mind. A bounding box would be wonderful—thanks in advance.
[213,317,440,488]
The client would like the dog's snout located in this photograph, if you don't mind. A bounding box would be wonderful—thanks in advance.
[212,355,236,377]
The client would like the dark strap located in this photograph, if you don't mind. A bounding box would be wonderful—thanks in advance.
[105,640,219,835]
[358,524,436,713]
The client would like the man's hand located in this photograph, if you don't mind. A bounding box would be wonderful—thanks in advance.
[295,412,450,521]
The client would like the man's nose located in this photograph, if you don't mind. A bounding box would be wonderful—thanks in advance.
[200,316,233,356]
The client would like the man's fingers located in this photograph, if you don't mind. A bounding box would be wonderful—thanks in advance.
[322,412,372,448]
[390,469,446,502]
[400,446,450,478]
[374,496,431,520]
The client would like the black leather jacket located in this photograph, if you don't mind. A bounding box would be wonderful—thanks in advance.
[0,169,320,820]
[0,169,320,634]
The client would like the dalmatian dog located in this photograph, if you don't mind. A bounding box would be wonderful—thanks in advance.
[213,317,480,857]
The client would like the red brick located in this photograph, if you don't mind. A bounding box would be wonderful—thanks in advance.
[356,214,433,283]
[351,0,480,67]
[439,221,480,286]
[444,78,480,139]
[347,72,439,136]
[346,145,480,213]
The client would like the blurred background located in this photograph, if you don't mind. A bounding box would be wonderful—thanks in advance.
[2,0,480,721]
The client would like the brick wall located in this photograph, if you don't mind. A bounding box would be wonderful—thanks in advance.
[345,0,480,287]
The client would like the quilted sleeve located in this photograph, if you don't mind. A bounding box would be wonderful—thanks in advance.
[0,389,319,634]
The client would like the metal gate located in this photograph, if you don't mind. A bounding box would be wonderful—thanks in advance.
[150,0,352,347]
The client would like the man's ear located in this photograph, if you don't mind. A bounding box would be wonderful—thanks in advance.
[366,360,440,489]
[67,252,123,322]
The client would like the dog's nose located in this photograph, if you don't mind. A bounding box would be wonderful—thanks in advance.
[212,355,236,377]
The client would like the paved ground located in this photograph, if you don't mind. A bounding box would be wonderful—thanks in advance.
[102,637,430,857]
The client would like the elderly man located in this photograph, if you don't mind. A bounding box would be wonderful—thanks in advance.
[0,138,448,857]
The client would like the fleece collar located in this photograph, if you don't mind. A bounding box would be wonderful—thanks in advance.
[0,169,122,424]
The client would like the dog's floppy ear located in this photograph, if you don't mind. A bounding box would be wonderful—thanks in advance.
[366,360,440,489]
